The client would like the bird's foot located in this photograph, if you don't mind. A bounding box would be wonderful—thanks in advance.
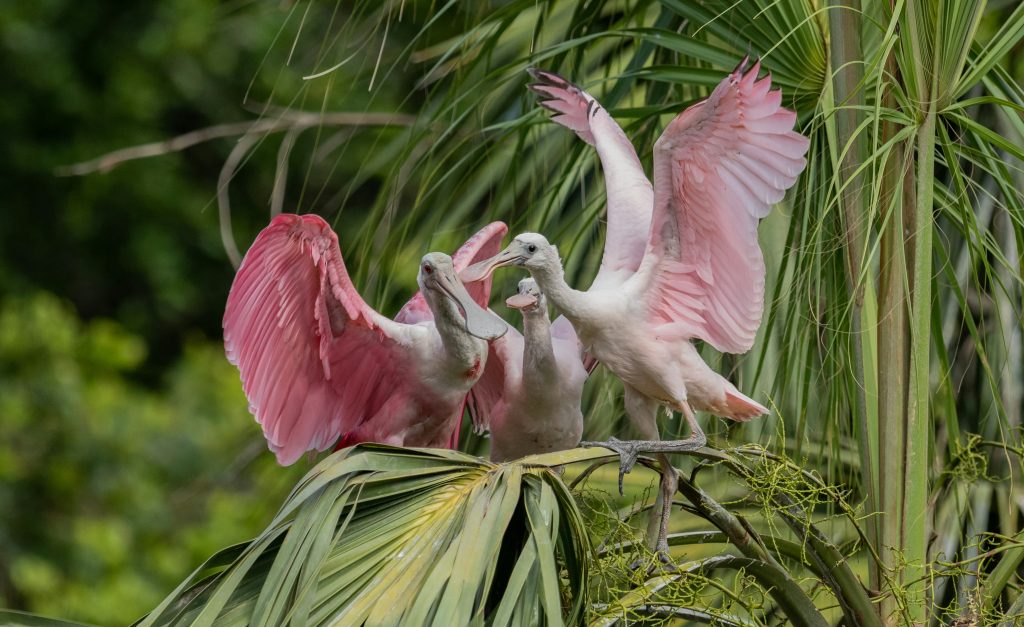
[580,436,641,496]
[627,549,673,574]
[654,432,706,453]
[653,536,673,566]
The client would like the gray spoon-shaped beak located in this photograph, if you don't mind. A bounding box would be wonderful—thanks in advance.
[460,246,523,283]
[432,263,508,340]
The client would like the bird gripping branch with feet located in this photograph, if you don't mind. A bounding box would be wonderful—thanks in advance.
[463,59,809,558]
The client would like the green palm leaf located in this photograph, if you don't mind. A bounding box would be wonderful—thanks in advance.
[137,445,593,626]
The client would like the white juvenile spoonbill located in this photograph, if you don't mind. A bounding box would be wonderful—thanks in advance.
[464,60,810,555]
[469,278,589,461]
[223,213,508,464]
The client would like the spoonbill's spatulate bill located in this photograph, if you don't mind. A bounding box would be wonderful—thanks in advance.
[464,59,810,556]
[469,278,588,462]
[223,214,508,465]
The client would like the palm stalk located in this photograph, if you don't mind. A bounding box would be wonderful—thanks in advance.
[826,0,882,599]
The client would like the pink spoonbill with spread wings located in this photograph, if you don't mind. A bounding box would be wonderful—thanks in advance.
[223,214,508,465]
[464,60,810,556]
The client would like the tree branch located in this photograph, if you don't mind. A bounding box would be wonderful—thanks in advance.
[56,111,416,176]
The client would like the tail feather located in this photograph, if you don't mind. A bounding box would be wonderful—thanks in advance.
[723,388,769,422]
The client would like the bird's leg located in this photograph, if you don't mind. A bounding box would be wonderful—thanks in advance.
[652,452,677,561]
[580,386,660,496]
[638,405,701,567]
[656,400,707,452]
[600,401,708,455]
[583,393,699,570]
[579,436,641,496]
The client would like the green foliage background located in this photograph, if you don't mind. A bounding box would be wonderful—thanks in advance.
[0,1,403,623]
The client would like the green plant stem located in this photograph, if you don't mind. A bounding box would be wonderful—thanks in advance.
[601,530,829,579]
[826,0,882,606]
[697,556,829,627]
[700,447,882,627]
[771,492,882,627]
[606,604,755,626]
[877,76,912,627]
[674,474,782,570]
[903,0,939,616]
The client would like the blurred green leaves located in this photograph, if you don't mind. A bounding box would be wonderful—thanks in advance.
[0,1,474,623]
[0,293,305,623]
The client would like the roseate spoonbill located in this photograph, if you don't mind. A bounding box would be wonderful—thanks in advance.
[469,278,588,462]
[223,213,508,465]
[464,60,810,555]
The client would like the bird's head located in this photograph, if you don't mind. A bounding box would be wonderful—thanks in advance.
[418,252,507,341]
[505,277,545,314]
[460,232,557,282]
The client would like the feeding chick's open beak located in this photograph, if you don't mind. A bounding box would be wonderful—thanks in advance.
[505,278,541,312]
[505,292,538,310]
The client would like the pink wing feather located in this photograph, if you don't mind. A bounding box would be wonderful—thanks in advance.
[529,69,653,289]
[465,331,520,435]
[224,213,414,465]
[639,59,810,354]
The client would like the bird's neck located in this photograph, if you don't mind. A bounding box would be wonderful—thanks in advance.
[529,261,586,323]
[431,297,481,367]
[521,309,557,389]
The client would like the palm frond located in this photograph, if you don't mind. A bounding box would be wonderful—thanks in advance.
[138,445,595,626]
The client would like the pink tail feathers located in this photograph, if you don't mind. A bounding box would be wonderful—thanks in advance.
[724,388,769,422]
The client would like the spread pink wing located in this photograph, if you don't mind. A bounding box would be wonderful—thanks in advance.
[638,59,809,354]
[529,70,653,289]
[465,330,522,434]
[395,221,509,324]
[223,213,415,465]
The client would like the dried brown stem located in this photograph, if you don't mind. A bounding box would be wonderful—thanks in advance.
[56,111,416,176]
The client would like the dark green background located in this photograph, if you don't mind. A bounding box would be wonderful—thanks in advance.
[0,1,432,622]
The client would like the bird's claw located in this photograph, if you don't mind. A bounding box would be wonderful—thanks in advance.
[627,549,673,574]
[581,436,640,495]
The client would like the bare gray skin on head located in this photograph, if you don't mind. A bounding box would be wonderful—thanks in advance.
[419,252,507,341]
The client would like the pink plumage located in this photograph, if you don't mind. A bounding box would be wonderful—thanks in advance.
[461,61,808,556]
[223,214,507,464]
[465,60,808,427]
[639,59,810,354]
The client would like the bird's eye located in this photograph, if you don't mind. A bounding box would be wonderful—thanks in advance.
[422,264,433,275]
[527,244,537,254]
